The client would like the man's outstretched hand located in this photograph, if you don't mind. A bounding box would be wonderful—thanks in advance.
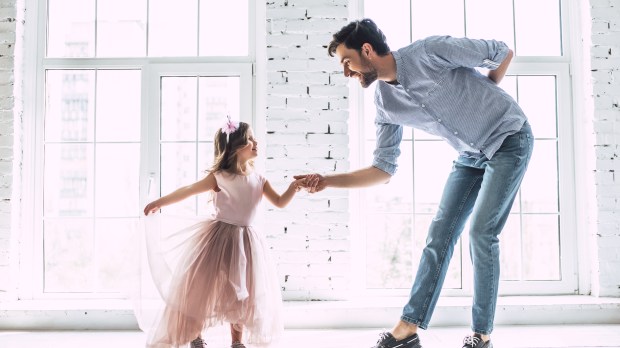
[294,173,326,193]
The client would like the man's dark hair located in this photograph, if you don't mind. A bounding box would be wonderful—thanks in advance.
[328,18,390,57]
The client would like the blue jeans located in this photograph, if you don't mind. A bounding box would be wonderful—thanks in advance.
[401,121,534,335]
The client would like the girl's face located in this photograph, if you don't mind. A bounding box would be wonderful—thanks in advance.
[236,127,258,162]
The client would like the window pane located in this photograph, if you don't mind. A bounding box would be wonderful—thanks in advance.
[45,70,95,142]
[95,144,141,217]
[517,76,557,139]
[514,0,562,56]
[47,0,95,57]
[44,219,94,292]
[520,139,559,213]
[522,214,561,280]
[198,76,241,141]
[199,0,248,56]
[499,75,518,101]
[412,0,464,40]
[161,77,198,142]
[149,0,198,56]
[499,214,522,281]
[97,0,147,57]
[364,0,411,49]
[44,144,94,217]
[413,141,456,213]
[161,143,197,215]
[366,213,413,289]
[465,0,514,49]
[96,70,142,142]
[95,218,140,292]
[364,140,413,213]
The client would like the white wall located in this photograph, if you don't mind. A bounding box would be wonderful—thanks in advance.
[589,0,620,297]
[264,0,352,300]
[0,0,618,299]
[0,0,19,296]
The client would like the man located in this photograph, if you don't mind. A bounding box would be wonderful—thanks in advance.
[297,18,533,348]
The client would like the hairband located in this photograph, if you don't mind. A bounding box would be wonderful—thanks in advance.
[221,115,239,142]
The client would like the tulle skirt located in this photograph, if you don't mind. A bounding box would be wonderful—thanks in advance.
[137,215,283,347]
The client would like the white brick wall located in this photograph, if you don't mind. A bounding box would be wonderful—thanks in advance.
[590,0,620,297]
[265,0,350,300]
[0,0,17,295]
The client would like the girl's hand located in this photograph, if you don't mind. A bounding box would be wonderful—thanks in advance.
[292,178,306,192]
[144,200,162,216]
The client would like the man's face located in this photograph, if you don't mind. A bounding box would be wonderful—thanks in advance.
[335,44,378,88]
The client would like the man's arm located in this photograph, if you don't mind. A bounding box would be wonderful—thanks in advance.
[324,166,391,188]
[488,48,513,84]
[295,166,392,193]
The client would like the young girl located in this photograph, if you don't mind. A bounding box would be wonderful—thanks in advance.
[142,118,304,348]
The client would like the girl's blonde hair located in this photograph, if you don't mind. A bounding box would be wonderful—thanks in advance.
[209,121,253,174]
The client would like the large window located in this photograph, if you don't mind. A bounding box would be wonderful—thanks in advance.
[25,0,253,298]
[357,0,577,295]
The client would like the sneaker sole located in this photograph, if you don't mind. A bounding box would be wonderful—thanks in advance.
[393,336,421,348]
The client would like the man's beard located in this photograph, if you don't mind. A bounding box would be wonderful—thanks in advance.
[357,55,378,88]
[358,70,378,88]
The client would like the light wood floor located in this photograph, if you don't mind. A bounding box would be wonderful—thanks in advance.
[1,325,619,347]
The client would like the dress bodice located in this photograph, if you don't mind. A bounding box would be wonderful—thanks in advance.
[212,171,265,226]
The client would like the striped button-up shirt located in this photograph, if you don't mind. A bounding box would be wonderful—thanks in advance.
[372,35,527,176]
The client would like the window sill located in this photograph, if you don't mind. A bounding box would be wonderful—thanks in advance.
[1,295,619,330]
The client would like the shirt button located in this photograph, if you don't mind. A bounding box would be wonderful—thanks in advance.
[470,143,474,146]
[437,119,441,122]
[421,104,425,108]
[454,131,458,135]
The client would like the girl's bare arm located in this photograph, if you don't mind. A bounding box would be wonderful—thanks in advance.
[144,173,217,215]
[262,179,303,208]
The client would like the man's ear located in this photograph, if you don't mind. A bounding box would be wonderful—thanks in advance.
[362,43,373,57]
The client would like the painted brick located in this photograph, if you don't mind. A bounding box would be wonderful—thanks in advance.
[308,84,348,97]
[306,6,348,19]
[266,59,308,72]
[307,33,334,47]
[591,45,615,57]
[286,71,330,85]
[266,34,308,48]
[590,0,620,297]
[266,109,309,120]
[591,57,620,69]
[286,96,329,110]
[266,8,307,19]
[288,0,348,7]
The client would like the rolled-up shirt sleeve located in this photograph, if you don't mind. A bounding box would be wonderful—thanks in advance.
[424,35,509,70]
[372,121,403,176]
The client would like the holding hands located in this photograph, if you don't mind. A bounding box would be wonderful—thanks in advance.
[294,173,325,193]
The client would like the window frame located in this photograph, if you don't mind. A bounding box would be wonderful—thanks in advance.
[351,0,579,297]
[19,0,255,300]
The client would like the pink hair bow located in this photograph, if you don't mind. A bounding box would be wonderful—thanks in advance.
[221,115,239,136]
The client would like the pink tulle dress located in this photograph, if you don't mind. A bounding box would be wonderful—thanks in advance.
[141,171,283,347]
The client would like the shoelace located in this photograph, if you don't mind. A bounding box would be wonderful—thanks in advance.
[231,342,246,348]
[462,335,481,347]
[373,332,391,347]
[190,337,207,348]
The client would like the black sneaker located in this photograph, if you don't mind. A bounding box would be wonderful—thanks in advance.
[231,343,246,348]
[372,332,422,348]
[462,334,492,348]
[190,336,207,348]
